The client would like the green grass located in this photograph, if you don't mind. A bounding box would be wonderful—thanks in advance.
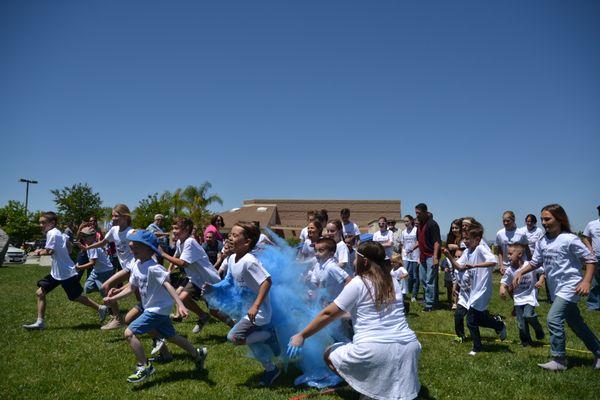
[1,264,598,399]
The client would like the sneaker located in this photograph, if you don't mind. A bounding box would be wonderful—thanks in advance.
[192,316,209,334]
[127,363,155,383]
[23,320,46,330]
[148,354,173,364]
[170,313,183,322]
[468,350,477,356]
[453,336,464,343]
[538,358,567,372]
[101,316,124,330]
[258,367,280,386]
[593,357,600,370]
[498,322,507,341]
[266,328,281,357]
[195,347,208,370]
[98,305,109,323]
[151,338,166,356]
[451,304,457,310]
[410,297,417,303]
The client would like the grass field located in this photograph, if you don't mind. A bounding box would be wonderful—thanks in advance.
[1,264,598,400]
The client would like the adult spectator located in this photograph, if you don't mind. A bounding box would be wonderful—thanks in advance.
[522,214,545,255]
[372,216,394,261]
[202,231,223,266]
[415,203,441,312]
[495,211,530,275]
[147,214,170,263]
[340,208,360,238]
[88,216,104,241]
[582,205,600,311]
[204,215,225,242]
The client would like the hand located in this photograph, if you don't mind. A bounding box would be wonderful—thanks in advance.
[103,296,112,305]
[442,248,450,257]
[575,280,591,296]
[499,266,506,275]
[178,304,189,319]
[286,334,304,359]
[513,270,523,286]
[499,286,507,299]
[534,280,544,289]
[247,304,259,323]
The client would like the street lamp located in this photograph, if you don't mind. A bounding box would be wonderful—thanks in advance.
[19,178,38,214]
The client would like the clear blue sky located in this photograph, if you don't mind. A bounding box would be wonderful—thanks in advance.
[1,1,599,237]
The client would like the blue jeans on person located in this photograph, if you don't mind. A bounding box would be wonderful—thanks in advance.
[587,257,600,311]
[467,308,504,352]
[514,304,545,344]
[546,296,600,358]
[406,261,419,298]
[420,257,437,308]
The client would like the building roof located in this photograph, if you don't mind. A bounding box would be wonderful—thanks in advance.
[220,204,277,231]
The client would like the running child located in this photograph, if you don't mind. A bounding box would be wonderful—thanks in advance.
[445,221,506,355]
[103,229,207,383]
[514,204,600,371]
[499,243,545,346]
[496,211,530,274]
[23,212,109,330]
[203,222,281,386]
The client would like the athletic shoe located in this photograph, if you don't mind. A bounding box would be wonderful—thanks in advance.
[266,328,281,357]
[453,336,464,343]
[195,347,208,370]
[410,297,417,303]
[538,358,567,372]
[192,316,209,334]
[151,338,166,356]
[535,330,545,341]
[23,320,46,330]
[593,357,600,370]
[101,316,124,330]
[468,350,477,356]
[149,354,173,364]
[98,305,109,323]
[127,363,155,383]
[451,304,457,310]
[498,322,507,341]
[169,313,183,322]
[258,367,281,386]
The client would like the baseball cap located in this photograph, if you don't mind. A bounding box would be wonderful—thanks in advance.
[126,229,160,254]
[80,227,96,236]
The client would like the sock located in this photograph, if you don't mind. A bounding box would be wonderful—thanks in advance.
[36,318,44,324]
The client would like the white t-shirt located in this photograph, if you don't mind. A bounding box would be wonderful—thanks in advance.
[372,229,394,260]
[312,258,349,304]
[399,227,420,262]
[334,277,417,345]
[299,227,309,242]
[454,269,472,309]
[457,243,497,311]
[495,227,530,269]
[523,226,545,255]
[176,237,221,287]
[298,239,316,262]
[227,252,272,326]
[334,241,349,270]
[129,259,173,315]
[531,233,595,303]
[342,221,360,237]
[583,219,600,258]
[86,247,113,273]
[105,226,135,271]
[391,266,409,295]
[346,249,356,277]
[501,262,540,307]
[46,227,78,281]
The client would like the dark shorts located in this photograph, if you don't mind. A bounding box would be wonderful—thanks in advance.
[37,274,83,301]
[183,281,203,301]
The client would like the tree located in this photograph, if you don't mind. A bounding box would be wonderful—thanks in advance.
[133,192,174,229]
[0,201,41,245]
[50,183,103,225]
[174,182,223,227]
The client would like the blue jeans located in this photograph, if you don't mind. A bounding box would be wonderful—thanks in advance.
[420,257,437,308]
[587,258,600,311]
[405,261,419,298]
[514,304,544,344]
[546,296,600,358]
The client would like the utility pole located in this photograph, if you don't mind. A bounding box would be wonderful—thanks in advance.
[19,178,38,214]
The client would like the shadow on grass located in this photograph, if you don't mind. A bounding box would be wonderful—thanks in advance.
[479,341,513,354]
[418,384,437,399]
[200,333,228,345]
[131,367,216,390]
[55,322,101,331]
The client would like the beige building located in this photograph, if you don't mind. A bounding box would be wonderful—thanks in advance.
[218,199,402,239]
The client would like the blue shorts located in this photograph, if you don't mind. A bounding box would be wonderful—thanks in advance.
[128,310,176,339]
[83,270,113,297]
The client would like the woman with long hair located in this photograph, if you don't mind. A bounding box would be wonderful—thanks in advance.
[288,241,421,399]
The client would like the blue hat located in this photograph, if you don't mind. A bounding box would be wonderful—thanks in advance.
[126,229,160,254]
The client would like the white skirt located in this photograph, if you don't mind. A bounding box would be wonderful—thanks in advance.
[329,340,421,400]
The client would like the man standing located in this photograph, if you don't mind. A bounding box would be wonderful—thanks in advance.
[582,205,600,311]
[415,203,441,311]
[147,214,170,263]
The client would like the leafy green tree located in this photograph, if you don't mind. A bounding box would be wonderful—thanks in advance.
[50,183,103,225]
[0,201,41,245]
[133,192,174,228]
[174,182,223,227]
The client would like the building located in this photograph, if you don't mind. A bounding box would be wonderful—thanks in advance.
[218,199,402,239]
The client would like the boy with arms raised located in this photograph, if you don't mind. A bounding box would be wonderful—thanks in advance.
[103,229,207,383]
[23,212,109,330]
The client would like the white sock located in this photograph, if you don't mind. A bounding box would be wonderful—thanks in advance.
[36,318,44,324]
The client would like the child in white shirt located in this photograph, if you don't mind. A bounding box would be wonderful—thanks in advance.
[104,229,207,383]
[324,220,350,273]
[372,216,394,261]
[500,243,545,346]
[23,212,109,330]
[390,254,410,313]
[443,247,471,343]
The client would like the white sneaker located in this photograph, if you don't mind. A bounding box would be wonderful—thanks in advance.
[100,316,124,330]
[23,320,46,330]
[410,297,417,303]
[468,350,477,356]
[151,339,166,356]
[98,305,109,323]
[195,347,208,370]
[538,358,567,371]
[593,357,599,370]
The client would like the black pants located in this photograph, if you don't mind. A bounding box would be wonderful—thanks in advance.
[454,304,468,338]
[467,308,503,352]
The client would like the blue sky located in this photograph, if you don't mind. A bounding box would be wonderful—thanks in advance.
[1,1,599,237]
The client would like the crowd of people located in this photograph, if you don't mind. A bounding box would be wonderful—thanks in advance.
[20,201,600,399]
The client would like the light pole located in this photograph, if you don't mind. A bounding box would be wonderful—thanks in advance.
[19,178,38,214]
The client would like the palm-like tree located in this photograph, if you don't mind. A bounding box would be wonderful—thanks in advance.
[173,182,223,226]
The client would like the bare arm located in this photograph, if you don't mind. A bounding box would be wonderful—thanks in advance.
[105,283,133,302]
[163,280,189,317]
[575,262,597,295]
[247,277,272,323]
[433,241,440,265]
[85,237,109,250]
[582,236,593,253]
[289,302,345,347]
[160,250,187,268]
[76,258,96,271]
